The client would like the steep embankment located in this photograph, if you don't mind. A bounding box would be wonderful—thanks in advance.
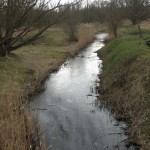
[98,26,150,149]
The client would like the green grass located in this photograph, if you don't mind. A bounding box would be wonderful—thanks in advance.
[40,46,66,58]
[41,30,66,46]
[102,26,150,69]
[0,29,68,92]
[118,25,150,37]
[0,58,31,90]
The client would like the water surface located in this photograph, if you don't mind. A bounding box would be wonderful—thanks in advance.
[30,34,135,150]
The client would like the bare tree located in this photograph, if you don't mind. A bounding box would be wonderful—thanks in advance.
[63,2,82,41]
[125,0,150,38]
[106,0,123,38]
[0,0,78,57]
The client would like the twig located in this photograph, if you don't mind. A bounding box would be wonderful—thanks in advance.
[46,104,68,111]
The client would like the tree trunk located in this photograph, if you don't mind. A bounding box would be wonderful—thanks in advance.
[0,45,7,57]
[113,25,118,38]
[137,23,142,38]
[131,18,136,25]
[113,29,117,38]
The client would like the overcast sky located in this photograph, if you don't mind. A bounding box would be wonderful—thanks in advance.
[51,0,94,5]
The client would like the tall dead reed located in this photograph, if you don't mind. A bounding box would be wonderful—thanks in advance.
[0,91,46,150]
[77,24,97,50]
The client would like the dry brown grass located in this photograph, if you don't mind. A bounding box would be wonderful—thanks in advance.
[103,32,115,44]
[141,20,150,30]
[77,24,97,50]
[0,91,46,150]
[99,55,150,150]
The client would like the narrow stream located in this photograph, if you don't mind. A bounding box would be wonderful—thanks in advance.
[30,33,136,150]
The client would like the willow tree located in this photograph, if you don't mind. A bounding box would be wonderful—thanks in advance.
[125,0,150,38]
[106,0,124,38]
[0,0,77,57]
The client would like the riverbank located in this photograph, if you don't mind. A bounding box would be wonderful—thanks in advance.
[0,25,97,149]
[98,24,150,149]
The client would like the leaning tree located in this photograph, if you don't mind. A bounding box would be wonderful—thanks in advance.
[0,0,78,57]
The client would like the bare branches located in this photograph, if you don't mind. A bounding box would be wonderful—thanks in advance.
[124,0,150,38]
[105,0,124,37]
[125,0,150,24]
[0,0,80,56]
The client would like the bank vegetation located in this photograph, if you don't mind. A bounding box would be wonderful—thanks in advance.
[0,24,98,150]
[0,0,150,149]
[98,21,150,150]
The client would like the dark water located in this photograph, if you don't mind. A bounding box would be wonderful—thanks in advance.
[30,34,136,150]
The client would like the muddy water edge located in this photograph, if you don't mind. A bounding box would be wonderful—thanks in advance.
[29,33,138,150]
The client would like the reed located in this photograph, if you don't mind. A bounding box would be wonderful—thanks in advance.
[77,24,97,50]
[0,91,46,150]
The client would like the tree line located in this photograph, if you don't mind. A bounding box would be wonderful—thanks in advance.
[64,0,150,40]
[0,0,150,57]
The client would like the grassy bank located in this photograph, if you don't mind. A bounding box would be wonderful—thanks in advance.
[0,24,97,150]
[98,24,150,149]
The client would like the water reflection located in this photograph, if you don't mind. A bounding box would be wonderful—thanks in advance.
[30,33,136,150]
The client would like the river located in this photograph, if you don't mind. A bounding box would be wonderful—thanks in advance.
[29,33,136,150]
